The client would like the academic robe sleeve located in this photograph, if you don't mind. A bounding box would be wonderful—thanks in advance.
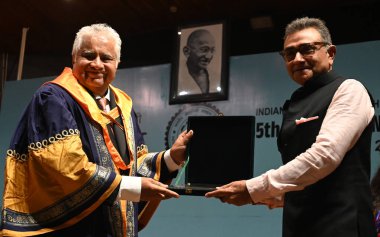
[1,86,122,236]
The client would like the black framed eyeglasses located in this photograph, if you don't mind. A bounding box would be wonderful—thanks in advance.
[279,42,330,62]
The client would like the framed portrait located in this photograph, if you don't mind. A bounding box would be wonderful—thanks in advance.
[169,21,229,104]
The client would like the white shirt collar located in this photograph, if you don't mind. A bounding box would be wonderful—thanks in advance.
[94,88,111,101]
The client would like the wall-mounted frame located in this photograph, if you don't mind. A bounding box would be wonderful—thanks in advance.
[169,21,228,104]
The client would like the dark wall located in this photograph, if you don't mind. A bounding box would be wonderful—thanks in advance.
[4,1,380,81]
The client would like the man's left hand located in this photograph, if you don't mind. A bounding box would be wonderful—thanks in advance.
[205,180,253,206]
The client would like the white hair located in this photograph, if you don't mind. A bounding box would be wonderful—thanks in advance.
[72,23,122,63]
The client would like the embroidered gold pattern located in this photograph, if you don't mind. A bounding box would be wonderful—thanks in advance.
[90,121,126,235]
[137,144,148,157]
[6,129,80,162]
[126,116,136,161]
[107,203,123,237]
[3,166,112,227]
[6,150,27,162]
[137,153,157,177]
[28,129,80,150]
[126,201,135,237]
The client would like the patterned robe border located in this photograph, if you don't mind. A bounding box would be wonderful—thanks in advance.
[3,166,113,230]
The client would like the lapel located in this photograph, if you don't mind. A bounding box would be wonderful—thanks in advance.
[109,91,130,166]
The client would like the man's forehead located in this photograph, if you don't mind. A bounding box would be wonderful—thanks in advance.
[81,33,115,45]
[284,28,322,47]
[78,34,116,52]
[192,35,215,46]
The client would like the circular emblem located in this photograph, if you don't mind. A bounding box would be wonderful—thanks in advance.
[165,103,222,149]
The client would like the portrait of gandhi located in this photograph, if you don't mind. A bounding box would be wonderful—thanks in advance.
[172,23,225,103]
[183,29,215,94]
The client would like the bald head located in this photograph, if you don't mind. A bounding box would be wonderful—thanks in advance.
[183,29,215,70]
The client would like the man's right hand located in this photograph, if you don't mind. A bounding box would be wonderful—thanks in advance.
[140,177,179,201]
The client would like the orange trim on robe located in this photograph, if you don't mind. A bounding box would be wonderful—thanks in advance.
[49,67,135,170]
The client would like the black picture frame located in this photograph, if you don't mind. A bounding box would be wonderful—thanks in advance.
[169,21,228,104]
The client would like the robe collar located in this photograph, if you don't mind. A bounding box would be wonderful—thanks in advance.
[47,67,134,170]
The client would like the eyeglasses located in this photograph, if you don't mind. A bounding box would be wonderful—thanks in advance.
[279,42,330,62]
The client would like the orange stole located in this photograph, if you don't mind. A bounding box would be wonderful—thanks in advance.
[48,67,135,171]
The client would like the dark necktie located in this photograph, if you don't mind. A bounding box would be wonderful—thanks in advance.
[96,96,130,167]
